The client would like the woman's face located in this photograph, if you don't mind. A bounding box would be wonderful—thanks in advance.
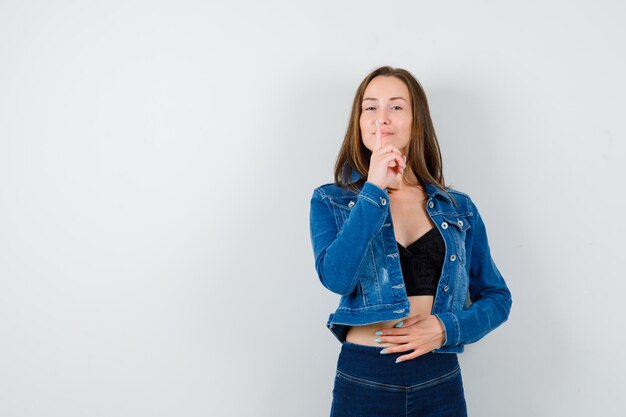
[359,76,413,155]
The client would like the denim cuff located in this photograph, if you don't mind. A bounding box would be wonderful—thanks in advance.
[433,314,448,346]
[435,312,460,347]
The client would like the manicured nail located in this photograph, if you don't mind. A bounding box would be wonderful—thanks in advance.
[380,349,388,354]
[375,331,383,336]
[395,358,403,363]
[374,338,381,343]
[394,321,404,328]
[375,120,379,128]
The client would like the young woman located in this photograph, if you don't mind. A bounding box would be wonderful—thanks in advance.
[309,66,512,416]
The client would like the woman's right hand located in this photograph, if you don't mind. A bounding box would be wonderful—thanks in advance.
[366,120,406,190]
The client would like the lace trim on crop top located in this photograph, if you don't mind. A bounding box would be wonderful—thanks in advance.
[396,227,445,296]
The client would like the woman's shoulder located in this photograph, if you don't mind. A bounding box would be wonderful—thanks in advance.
[445,185,467,196]
[432,184,476,216]
[439,186,491,221]
[426,181,470,201]
[312,180,360,198]
[445,186,471,201]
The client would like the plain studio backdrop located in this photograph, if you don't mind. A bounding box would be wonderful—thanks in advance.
[1,1,625,416]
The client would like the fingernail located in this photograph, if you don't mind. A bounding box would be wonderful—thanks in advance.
[374,338,381,343]
[375,331,383,336]
[395,358,403,363]
[375,120,379,128]
[380,349,388,354]
[394,321,404,328]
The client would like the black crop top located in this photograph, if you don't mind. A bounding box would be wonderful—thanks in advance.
[396,227,445,296]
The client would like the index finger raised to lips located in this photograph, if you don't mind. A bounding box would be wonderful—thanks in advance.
[373,120,382,151]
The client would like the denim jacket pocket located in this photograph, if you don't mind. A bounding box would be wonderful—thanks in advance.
[442,214,472,233]
[329,196,357,223]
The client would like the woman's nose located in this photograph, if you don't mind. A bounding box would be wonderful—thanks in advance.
[374,117,390,125]
[376,109,390,124]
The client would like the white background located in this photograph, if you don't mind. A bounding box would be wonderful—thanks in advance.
[1,1,625,416]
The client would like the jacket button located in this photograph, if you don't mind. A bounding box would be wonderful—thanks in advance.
[443,285,449,292]
[428,201,434,209]
[348,201,355,208]
[380,197,387,206]
[457,220,463,227]
[450,254,457,261]
[441,222,448,229]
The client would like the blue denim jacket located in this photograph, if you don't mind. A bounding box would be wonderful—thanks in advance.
[309,168,512,353]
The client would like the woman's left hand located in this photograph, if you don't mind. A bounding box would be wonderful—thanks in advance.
[374,314,446,363]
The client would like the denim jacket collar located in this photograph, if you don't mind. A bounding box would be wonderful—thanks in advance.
[344,165,452,204]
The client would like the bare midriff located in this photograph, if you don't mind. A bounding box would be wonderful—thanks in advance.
[344,295,435,347]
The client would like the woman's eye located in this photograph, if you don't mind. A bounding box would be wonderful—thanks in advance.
[362,105,402,111]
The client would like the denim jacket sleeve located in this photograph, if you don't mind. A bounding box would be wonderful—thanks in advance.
[435,196,513,347]
[309,181,390,295]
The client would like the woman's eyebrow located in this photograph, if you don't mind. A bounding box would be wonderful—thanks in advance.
[362,97,408,102]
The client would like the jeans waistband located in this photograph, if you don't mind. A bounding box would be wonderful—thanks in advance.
[337,341,460,389]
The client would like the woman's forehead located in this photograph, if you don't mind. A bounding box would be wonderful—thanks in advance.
[363,76,410,100]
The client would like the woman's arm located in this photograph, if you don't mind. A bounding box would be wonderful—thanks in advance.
[309,181,390,295]
[435,196,513,346]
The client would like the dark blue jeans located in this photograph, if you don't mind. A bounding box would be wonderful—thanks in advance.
[331,341,467,417]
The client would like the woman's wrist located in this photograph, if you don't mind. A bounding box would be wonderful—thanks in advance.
[365,179,386,191]
[433,315,447,347]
